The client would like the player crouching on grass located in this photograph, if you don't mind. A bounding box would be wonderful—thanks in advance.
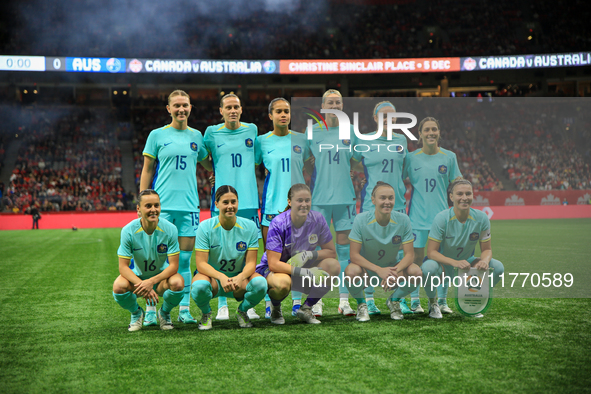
[113,189,185,331]
[190,185,267,330]
[421,179,505,318]
[256,184,340,324]
[345,182,422,321]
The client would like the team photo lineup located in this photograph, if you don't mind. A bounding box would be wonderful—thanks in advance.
[115,88,505,331]
[2,1,591,392]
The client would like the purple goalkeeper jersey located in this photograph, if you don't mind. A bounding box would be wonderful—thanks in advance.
[257,209,333,272]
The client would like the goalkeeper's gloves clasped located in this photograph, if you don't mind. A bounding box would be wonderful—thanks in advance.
[287,251,318,268]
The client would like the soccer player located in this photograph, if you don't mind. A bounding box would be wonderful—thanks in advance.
[190,186,267,330]
[346,182,421,321]
[353,101,408,315]
[404,117,462,314]
[421,179,504,318]
[256,98,311,318]
[140,90,211,326]
[203,93,261,321]
[112,189,185,331]
[307,89,358,317]
[256,183,339,324]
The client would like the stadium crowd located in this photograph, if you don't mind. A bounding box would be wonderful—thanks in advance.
[2,107,131,213]
[1,0,590,60]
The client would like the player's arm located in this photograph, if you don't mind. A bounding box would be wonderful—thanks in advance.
[199,156,212,171]
[304,155,315,175]
[232,250,258,289]
[349,240,397,280]
[473,240,492,270]
[118,256,142,286]
[426,239,470,269]
[394,241,415,272]
[268,250,292,274]
[140,155,156,191]
[195,250,230,285]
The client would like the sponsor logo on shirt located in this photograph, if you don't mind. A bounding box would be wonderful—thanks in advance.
[217,143,225,148]
[469,232,479,241]
[211,245,220,249]
[308,234,318,244]
[245,138,254,148]
[133,247,142,251]
[293,145,302,154]
[157,243,168,253]
[267,149,275,154]
[392,235,402,244]
[414,167,421,171]
[438,165,448,175]
[236,241,247,251]
[164,142,173,146]
[190,142,198,151]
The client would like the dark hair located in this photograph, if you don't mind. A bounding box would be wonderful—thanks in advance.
[268,97,289,114]
[448,178,473,196]
[417,117,441,147]
[220,93,240,108]
[282,183,311,212]
[215,185,238,202]
[138,189,159,204]
[371,181,394,198]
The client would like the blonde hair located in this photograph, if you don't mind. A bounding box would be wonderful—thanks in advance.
[322,89,342,103]
[168,90,190,105]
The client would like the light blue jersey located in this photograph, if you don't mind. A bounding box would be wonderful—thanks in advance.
[117,218,180,278]
[354,134,408,213]
[349,211,413,268]
[290,131,310,186]
[428,208,492,261]
[194,216,259,278]
[404,147,462,230]
[256,131,292,222]
[307,124,358,205]
[143,126,208,212]
[204,122,259,212]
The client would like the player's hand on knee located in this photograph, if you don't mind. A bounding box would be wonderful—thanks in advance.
[455,260,471,270]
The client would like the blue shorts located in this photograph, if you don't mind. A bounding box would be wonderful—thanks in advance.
[312,204,357,232]
[412,229,429,249]
[160,210,200,237]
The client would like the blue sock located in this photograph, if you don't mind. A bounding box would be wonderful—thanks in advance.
[178,250,192,307]
[355,297,366,306]
[336,243,350,294]
[291,291,302,301]
[113,291,139,313]
[190,280,212,314]
[218,297,228,308]
[264,294,271,302]
[238,277,267,312]
[162,289,184,313]
[364,286,375,300]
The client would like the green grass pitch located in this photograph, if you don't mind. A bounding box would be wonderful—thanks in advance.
[0,219,590,393]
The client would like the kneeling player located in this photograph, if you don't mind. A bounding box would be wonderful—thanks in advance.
[256,184,340,324]
[346,182,422,321]
[190,186,267,330]
[113,189,185,331]
[421,179,504,318]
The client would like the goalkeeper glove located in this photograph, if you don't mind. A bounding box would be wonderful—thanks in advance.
[293,266,329,281]
[287,251,318,268]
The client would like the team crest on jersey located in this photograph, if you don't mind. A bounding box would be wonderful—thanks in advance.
[392,235,402,245]
[438,165,448,174]
[396,145,404,153]
[236,241,247,251]
[308,234,318,244]
[157,243,168,253]
[266,214,276,222]
[293,145,302,154]
[245,138,253,148]
[469,232,479,241]
[342,139,351,146]
[190,142,198,151]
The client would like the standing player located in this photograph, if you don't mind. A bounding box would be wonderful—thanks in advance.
[421,179,504,318]
[256,184,339,324]
[353,101,408,315]
[140,90,211,326]
[112,189,185,331]
[203,93,260,321]
[307,89,359,317]
[404,117,462,314]
[190,186,267,330]
[346,182,420,321]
